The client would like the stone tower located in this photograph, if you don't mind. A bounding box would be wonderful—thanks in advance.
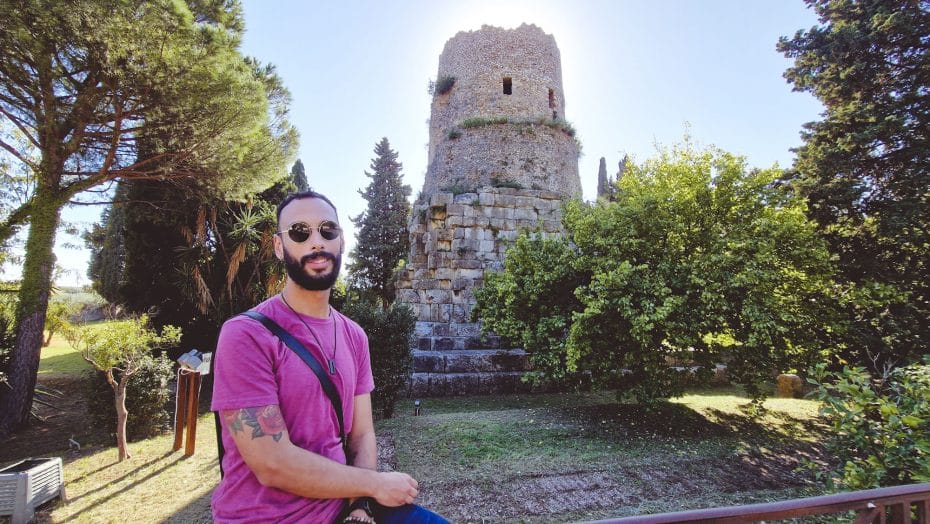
[397,24,581,395]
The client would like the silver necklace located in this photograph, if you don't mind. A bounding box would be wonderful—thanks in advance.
[280,293,338,374]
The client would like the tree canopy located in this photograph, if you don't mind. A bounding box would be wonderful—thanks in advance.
[0,0,296,436]
[778,0,930,372]
[475,140,837,402]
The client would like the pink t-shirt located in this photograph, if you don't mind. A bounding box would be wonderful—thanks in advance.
[210,296,375,523]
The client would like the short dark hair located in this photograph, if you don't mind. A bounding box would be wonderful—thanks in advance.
[277,191,339,226]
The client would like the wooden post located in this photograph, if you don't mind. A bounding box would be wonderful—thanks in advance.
[172,370,189,451]
[184,372,202,457]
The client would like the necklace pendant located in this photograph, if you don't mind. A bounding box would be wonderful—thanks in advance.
[328,359,336,375]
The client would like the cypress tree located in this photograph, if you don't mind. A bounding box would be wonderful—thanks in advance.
[596,157,609,200]
[348,138,412,309]
[291,159,309,192]
[84,183,129,304]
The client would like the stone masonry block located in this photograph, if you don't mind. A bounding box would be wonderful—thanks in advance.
[424,289,451,303]
[412,351,445,373]
[450,322,482,337]
[452,259,483,269]
[414,322,435,337]
[430,193,453,206]
[457,269,484,280]
[433,337,454,351]
[497,195,516,207]
[453,192,479,204]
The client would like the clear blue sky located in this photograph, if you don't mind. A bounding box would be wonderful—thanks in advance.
[42,0,823,287]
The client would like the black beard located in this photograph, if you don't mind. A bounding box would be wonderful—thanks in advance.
[283,247,341,291]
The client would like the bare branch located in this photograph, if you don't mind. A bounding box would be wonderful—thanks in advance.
[0,106,40,149]
[0,137,39,171]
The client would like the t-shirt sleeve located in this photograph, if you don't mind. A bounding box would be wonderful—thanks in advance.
[353,326,375,397]
[211,316,282,412]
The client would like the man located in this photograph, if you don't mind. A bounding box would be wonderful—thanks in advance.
[211,191,447,523]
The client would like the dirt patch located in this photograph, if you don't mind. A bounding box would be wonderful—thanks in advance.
[0,374,97,467]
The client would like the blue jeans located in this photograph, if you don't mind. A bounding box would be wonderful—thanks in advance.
[372,503,449,524]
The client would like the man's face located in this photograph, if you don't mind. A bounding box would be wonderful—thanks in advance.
[275,197,344,291]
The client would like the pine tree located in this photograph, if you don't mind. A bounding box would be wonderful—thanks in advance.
[290,159,309,192]
[348,138,412,309]
[0,0,295,435]
[778,0,930,371]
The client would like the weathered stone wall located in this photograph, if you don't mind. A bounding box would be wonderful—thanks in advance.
[424,123,581,197]
[426,23,580,198]
[397,187,564,338]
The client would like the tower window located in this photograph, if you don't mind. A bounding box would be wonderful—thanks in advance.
[503,77,512,95]
[548,88,555,108]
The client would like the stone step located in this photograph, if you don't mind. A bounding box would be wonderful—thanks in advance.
[408,371,536,396]
[416,335,503,350]
[412,349,529,373]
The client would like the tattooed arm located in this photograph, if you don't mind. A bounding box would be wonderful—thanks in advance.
[221,404,418,505]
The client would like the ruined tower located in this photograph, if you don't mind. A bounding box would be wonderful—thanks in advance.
[397,24,581,395]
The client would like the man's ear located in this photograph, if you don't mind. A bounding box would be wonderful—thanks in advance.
[273,234,284,261]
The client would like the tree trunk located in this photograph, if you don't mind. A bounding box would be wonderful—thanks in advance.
[115,377,132,461]
[0,196,62,438]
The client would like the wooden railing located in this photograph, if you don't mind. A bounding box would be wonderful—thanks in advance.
[588,483,930,523]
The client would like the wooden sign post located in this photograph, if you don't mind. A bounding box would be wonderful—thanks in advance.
[173,351,211,456]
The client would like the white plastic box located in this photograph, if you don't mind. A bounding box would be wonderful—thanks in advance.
[0,457,66,524]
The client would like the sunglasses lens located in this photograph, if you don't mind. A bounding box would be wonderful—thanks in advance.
[287,223,311,243]
[319,222,341,240]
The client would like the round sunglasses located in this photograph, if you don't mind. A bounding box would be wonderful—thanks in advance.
[278,220,341,242]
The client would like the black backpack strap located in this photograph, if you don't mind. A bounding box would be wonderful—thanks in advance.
[239,310,347,450]
[211,348,225,477]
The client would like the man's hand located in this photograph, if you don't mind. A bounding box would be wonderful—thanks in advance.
[372,471,419,507]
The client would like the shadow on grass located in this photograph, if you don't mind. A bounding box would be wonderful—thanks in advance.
[555,401,732,440]
[62,455,123,484]
[64,450,178,505]
[166,490,214,523]
[703,407,828,445]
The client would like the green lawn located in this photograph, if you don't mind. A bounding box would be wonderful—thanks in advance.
[39,332,92,375]
[23,332,830,523]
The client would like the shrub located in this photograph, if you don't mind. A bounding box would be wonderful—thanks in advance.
[84,353,174,440]
[428,75,455,96]
[439,181,477,195]
[461,116,508,128]
[490,176,523,190]
[342,299,415,419]
[808,356,930,489]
